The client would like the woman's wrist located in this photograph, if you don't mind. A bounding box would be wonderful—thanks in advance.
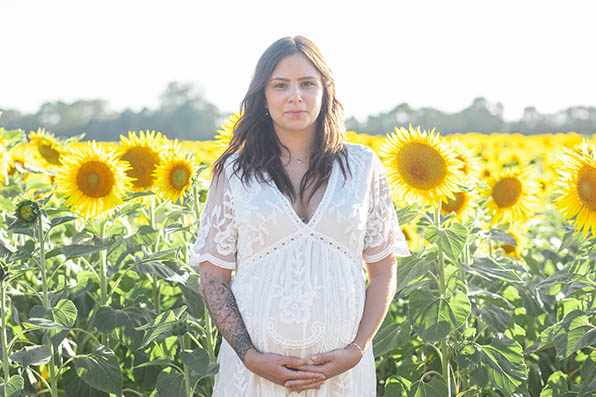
[346,342,365,359]
[243,347,261,370]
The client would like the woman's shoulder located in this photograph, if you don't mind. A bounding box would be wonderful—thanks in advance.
[343,142,376,164]
[218,152,240,176]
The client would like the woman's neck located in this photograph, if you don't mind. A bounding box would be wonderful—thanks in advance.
[275,128,316,164]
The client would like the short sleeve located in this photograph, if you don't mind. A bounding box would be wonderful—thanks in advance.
[363,151,411,263]
[189,166,237,270]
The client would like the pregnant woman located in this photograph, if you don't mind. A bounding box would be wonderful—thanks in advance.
[190,35,410,396]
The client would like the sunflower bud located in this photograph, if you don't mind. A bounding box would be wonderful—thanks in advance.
[171,320,189,336]
[199,189,208,203]
[15,199,40,225]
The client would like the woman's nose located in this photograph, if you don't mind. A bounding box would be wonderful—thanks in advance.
[288,84,303,103]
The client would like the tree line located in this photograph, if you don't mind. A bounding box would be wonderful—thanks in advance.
[1,82,595,141]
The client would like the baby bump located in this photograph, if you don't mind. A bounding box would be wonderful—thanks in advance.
[231,244,366,353]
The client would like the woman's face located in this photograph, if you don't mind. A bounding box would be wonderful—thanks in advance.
[264,52,324,137]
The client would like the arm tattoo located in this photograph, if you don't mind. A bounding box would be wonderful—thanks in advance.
[199,271,255,362]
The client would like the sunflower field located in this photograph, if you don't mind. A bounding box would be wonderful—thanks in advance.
[0,118,595,397]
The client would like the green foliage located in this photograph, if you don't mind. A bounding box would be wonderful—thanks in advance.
[9,345,50,367]
[0,375,24,397]
[0,149,595,397]
[73,345,122,395]
[408,289,471,343]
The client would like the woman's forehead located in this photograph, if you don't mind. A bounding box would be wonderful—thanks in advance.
[270,53,321,80]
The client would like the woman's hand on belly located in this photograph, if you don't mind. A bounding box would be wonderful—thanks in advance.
[245,349,326,391]
[285,345,363,391]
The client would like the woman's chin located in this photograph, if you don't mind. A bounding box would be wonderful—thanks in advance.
[275,121,316,134]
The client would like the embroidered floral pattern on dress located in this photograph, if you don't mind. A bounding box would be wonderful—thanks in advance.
[363,150,410,263]
[189,167,238,270]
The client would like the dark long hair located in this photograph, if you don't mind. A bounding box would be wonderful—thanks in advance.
[211,36,352,206]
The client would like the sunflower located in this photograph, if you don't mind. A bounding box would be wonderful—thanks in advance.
[55,141,133,219]
[440,178,481,225]
[401,223,425,251]
[25,128,65,170]
[378,125,465,207]
[152,152,197,204]
[7,143,27,176]
[497,226,530,257]
[484,166,540,226]
[553,140,596,238]
[479,165,493,181]
[117,130,168,192]
[447,137,481,178]
[0,140,10,182]
[213,111,242,159]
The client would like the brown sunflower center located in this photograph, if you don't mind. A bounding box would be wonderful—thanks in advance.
[501,244,516,254]
[401,227,411,242]
[77,161,114,198]
[492,177,522,208]
[170,165,190,190]
[121,147,160,189]
[397,142,447,190]
[39,142,61,165]
[441,192,465,214]
[577,165,596,210]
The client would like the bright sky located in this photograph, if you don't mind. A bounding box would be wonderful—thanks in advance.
[2,0,596,122]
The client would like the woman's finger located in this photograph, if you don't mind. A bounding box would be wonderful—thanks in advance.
[281,355,306,369]
[293,363,331,373]
[286,379,325,393]
[285,377,325,388]
[283,368,326,381]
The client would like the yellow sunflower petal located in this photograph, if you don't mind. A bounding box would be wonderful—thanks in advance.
[214,111,243,159]
[26,128,65,171]
[153,152,198,204]
[484,166,541,226]
[55,141,133,219]
[554,139,596,238]
[117,130,167,192]
[378,124,465,207]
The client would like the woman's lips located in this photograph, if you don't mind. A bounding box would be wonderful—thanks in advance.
[286,111,306,116]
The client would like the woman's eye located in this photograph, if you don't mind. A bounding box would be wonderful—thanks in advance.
[302,81,314,87]
[274,83,287,88]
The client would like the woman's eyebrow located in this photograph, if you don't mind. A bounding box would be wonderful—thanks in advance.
[269,75,319,81]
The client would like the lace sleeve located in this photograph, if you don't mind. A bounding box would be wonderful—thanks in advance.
[189,166,237,270]
[363,151,411,263]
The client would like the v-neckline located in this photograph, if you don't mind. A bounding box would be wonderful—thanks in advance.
[268,160,337,228]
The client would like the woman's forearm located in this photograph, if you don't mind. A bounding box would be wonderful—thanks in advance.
[199,269,255,362]
[352,261,397,352]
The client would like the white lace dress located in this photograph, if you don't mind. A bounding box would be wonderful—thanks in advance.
[189,142,410,396]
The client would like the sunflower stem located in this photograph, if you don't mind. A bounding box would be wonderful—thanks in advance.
[434,204,451,395]
[48,341,58,397]
[38,214,58,396]
[192,184,216,363]
[461,243,470,286]
[179,335,192,397]
[98,219,109,346]
[1,280,11,382]
[38,214,49,310]
[149,197,161,315]
[488,238,493,257]
[98,219,108,306]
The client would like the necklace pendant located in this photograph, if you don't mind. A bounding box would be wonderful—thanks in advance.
[296,157,304,164]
